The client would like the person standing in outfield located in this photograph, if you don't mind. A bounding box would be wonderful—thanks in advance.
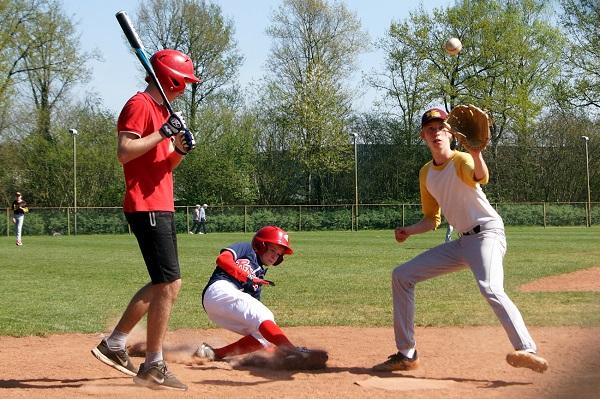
[193,226,299,361]
[91,49,200,391]
[373,108,548,373]
[190,204,202,234]
[198,203,208,234]
[12,192,28,246]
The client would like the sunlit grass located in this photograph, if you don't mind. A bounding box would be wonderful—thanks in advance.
[1,226,599,336]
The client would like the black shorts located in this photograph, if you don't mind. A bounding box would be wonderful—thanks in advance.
[125,211,180,284]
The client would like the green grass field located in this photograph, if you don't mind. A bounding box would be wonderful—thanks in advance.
[1,227,599,336]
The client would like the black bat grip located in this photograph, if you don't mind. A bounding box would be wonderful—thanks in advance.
[115,11,143,50]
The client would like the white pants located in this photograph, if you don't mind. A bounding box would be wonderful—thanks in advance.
[14,214,24,241]
[392,225,536,353]
[203,280,274,344]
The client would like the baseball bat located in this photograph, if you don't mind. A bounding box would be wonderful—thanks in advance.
[115,10,175,115]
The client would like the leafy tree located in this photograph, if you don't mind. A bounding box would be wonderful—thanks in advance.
[532,110,598,202]
[349,113,429,202]
[486,107,599,202]
[16,97,122,207]
[373,0,563,144]
[368,0,565,202]
[367,18,436,145]
[558,0,600,112]
[0,139,19,205]
[260,0,366,204]
[174,96,258,205]
[0,0,48,136]
[136,0,243,128]
[61,98,123,207]
[20,0,92,140]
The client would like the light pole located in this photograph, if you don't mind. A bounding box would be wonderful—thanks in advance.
[581,136,591,227]
[350,132,359,231]
[69,128,78,235]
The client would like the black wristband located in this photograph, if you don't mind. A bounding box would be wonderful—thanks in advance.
[160,124,175,138]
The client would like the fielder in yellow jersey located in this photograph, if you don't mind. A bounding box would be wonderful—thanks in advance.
[373,108,548,373]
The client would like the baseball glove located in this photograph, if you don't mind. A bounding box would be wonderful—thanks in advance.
[444,104,491,151]
[236,346,328,370]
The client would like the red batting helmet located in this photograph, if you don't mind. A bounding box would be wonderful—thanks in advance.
[148,49,201,95]
[252,226,293,265]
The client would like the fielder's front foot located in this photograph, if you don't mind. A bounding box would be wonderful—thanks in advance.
[506,350,548,373]
[373,350,419,371]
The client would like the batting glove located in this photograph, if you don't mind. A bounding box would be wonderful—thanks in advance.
[160,112,187,138]
[173,129,196,155]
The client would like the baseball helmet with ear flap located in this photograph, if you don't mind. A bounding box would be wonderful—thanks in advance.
[252,226,293,265]
[147,49,201,94]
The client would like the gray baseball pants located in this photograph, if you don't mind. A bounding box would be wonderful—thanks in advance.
[391,223,537,352]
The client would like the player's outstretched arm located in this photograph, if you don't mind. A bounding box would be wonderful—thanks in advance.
[395,218,437,243]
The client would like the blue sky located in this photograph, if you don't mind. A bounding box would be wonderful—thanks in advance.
[62,0,451,114]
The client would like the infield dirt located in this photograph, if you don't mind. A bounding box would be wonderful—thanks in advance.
[1,325,599,399]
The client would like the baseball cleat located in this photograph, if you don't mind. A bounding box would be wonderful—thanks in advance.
[372,350,420,371]
[506,350,548,373]
[91,339,137,376]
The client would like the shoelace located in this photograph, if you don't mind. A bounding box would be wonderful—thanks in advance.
[156,363,173,377]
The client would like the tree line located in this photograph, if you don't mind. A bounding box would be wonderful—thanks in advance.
[0,0,598,208]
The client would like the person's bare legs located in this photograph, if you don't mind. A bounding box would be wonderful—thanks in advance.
[113,282,153,334]
[114,278,181,340]
[145,279,181,354]
[91,282,156,376]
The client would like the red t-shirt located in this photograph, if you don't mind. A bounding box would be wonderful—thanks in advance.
[117,92,174,212]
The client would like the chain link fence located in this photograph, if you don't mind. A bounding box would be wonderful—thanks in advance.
[2,202,598,237]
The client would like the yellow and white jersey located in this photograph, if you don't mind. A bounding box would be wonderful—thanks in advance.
[419,151,502,233]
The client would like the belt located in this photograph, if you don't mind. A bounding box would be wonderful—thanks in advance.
[462,225,481,236]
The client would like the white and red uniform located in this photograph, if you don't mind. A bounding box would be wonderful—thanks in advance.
[202,242,274,345]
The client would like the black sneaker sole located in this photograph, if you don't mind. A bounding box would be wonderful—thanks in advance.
[91,347,137,376]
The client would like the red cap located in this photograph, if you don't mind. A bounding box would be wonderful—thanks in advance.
[421,108,448,127]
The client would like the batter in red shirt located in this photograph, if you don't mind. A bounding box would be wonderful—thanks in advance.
[91,49,200,392]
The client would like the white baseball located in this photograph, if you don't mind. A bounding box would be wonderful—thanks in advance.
[444,37,462,56]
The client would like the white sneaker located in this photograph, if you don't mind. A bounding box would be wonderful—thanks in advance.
[506,350,548,373]
[189,231,194,234]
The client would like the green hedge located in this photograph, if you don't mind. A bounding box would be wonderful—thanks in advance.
[2,203,598,236]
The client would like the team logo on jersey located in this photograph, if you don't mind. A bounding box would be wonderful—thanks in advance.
[236,258,260,291]
[236,258,253,276]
